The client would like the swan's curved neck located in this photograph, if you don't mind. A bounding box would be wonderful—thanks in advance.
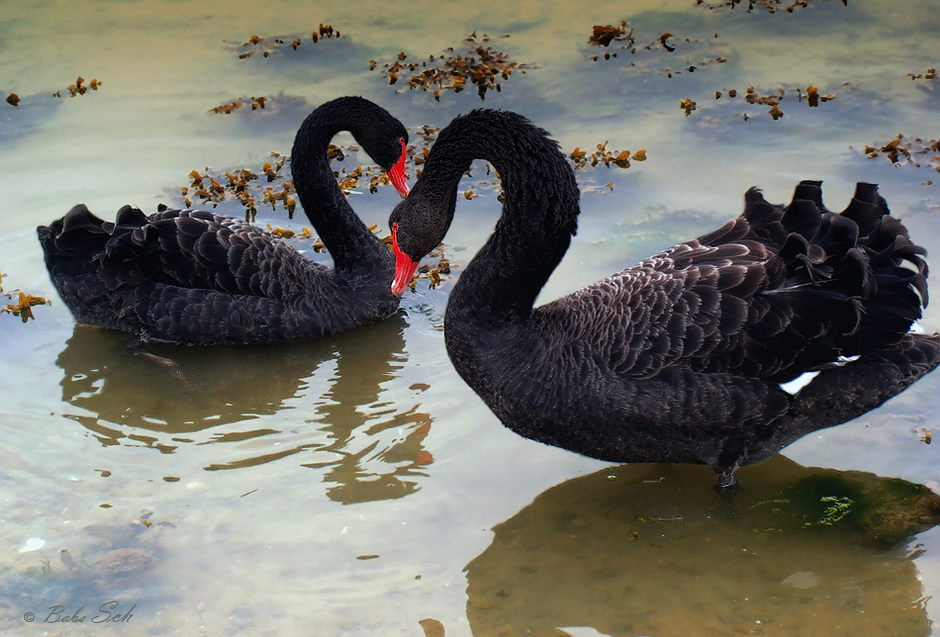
[290,100,387,274]
[421,111,580,325]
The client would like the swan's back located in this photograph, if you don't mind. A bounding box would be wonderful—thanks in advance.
[535,181,928,382]
[38,204,396,343]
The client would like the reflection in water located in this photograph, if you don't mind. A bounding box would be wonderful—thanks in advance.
[55,316,433,503]
[57,325,335,440]
[466,456,940,637]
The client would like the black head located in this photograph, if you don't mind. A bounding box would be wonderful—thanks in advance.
[388,182,457,295]
[297,96,411,197]
[347,99,410,197]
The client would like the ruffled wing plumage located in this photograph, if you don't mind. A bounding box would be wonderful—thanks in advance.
[546,181,928,383]
[37,204,395,343]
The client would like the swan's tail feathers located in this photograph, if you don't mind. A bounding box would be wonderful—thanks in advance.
[37,204,153,325]
[37,204,149,262]
[743,181,929,379]
[830,182,926,350]
[37,204,107,256]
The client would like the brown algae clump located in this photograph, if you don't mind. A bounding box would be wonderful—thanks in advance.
[237,24,342,59]
[370,32,532,100]
[569,142,646,170]
[208,96,268,114]
[2,291,49,322]
[864,134,940,170]
[696,0,846,13]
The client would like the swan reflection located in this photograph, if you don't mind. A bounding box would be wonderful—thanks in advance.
[54,316,433,503]
[465,456,940,637]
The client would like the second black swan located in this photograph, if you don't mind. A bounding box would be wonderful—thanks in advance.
[389,109,940,485]
[38,96,410,345]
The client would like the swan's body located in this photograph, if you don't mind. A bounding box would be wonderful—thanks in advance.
[38,96,410,345]
[390,109,940,485]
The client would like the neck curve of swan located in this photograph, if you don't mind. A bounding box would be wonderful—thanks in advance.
[419,110,580,329]
[290,97,390,276]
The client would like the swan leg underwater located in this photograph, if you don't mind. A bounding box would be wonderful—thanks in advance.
[389,109,940,487]
[37,96,411,346]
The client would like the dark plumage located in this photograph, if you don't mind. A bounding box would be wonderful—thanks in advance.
[37,96,410,344]
[390,109,940,486]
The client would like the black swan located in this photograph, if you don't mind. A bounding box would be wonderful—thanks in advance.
[388,109,940,486]
[37,96,410,345]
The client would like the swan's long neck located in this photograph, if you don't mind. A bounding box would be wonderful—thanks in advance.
[421,111,580,326]
[290,99,389,276]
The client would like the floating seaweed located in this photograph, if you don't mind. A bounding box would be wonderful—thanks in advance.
[662,56,728,78]
[569,142,646,170]
[208,96,268,114]
[588,21,681,61]
[277,222,458,291]
[907,67,937,81]
[412,124,440,144]
[177,137,412,221]
[587,22,729,80]
[2,290,49,323]
[794,85,835,108]
[1,271,49,323]
[209,101,244,115]
[370,32,532,100]
[402,243,453,293]
[177,121,648,225]
[705,85,835,120]
[589,21,635,48]
[237,24,341,59]
[266,225,296,239]
[181,153,291,221]
[405,126,442,179]
[7,76,101,107]
[696,0,846,13]
[863,134,940,171]
[411,132,645,200]
[333,162,397,195]
[55,76,101,98]
[660,33,676,52]
[744,86,785,119]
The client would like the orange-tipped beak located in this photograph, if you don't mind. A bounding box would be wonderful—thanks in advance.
[388,138,410,198]
[391,222,419,296]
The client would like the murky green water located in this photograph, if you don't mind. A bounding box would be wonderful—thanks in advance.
[2,0,939,634]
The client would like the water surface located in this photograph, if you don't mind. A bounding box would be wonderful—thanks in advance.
[2,0,939,634]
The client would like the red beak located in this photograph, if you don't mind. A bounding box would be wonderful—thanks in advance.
[391,222,420,296]
[388,138,410,198]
